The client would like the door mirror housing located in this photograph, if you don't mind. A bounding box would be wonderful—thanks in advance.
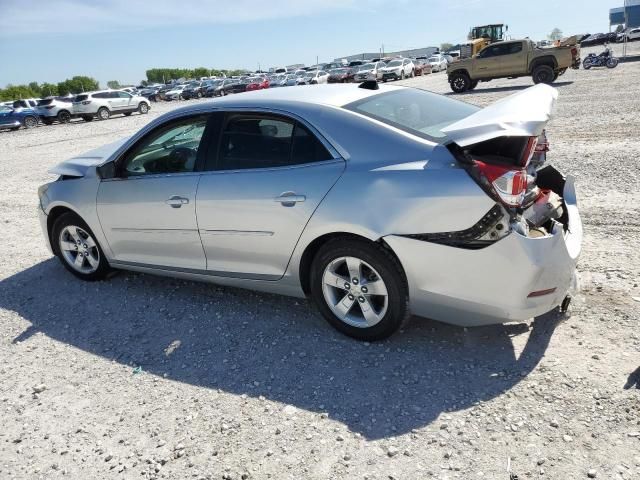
[97,161,116,179]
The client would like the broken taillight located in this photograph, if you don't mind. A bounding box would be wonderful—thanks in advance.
[473,160,528,207]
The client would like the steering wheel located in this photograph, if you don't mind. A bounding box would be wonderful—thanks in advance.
[167,147,195,171]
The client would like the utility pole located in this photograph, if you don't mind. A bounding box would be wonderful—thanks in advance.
[382,43,385,57]
[316,55,319,66]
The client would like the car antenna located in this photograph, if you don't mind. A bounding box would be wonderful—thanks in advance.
[358,80,379,90]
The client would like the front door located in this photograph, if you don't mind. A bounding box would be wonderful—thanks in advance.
[196,113,344,279]
[97,114,212,269]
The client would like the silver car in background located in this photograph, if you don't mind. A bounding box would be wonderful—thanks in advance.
[38,83,581,341]
[72,90,150,121]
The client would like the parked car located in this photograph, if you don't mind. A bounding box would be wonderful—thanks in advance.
[13,99,40,109]
[428,54,449,72]
[164,84,188,101]
[380,58,415,81]
[246,77,270,91]
[284,74,299,87]
[38,83,581,341]
[204,80,224,97]
[119,87,138,95]
[413,59,432,76]
[36,97,75,124]
[580,33,614,47]
[219,79,249,95]
[353,62,385,82]
[139,85,162,102]
[299,70,329,85]
[72,90,150,121]
[268,75,287,88]
[156,84,176,101]
[0,104,39,130]
[328,68,355,83]
[348,60,368,68]
[181,82,206,100]
[617,27,640,42]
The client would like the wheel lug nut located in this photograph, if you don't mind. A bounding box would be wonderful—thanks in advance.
[361,286,368,293]
[348,294,354,301]
[83,244,88,248]
[352,278,359,285]
[344,283,351,290]
[358,296,365,303]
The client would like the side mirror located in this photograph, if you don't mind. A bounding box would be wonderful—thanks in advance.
[97,161,116,179]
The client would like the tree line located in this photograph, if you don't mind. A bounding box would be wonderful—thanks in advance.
[1,67,250,101]
[145,67,248,84]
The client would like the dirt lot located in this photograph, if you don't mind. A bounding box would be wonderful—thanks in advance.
[1,44,639,480]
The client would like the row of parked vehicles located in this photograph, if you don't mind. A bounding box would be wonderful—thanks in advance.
[134,54,452,103]
[1,52,455,131]
[0,90,151,130]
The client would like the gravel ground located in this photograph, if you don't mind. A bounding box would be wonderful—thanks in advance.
[1,44,639,480]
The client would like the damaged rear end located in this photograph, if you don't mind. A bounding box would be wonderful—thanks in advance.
[385,84,582,326]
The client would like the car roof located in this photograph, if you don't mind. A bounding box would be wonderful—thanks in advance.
[167,84,404,116]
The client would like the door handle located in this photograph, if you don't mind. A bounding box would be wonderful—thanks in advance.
[274,192,306,206]
[165,196,189,208]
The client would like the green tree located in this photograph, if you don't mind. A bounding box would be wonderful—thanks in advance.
[57,76,99,95]
[548,28,563,41]
[0,84,39,101]
[440,42,454,53]
[28,82,41,96]
[107,80,121,89]
[192,67,211,78]
[40,83,58,97]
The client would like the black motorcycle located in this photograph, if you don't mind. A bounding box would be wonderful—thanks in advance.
[583,46,619,69]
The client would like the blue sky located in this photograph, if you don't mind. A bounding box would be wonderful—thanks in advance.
[0,0,622,87]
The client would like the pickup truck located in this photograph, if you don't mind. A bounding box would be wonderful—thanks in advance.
[447,39,580,93]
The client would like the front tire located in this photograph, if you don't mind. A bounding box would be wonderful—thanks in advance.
[450,72,471,93]
[400,70,405,80]
[310,238,409,341]
[97,107,110,120]
[138,102,149,114]
[51,212,111,281]
[606,57,619,68]
[532,64,555,84]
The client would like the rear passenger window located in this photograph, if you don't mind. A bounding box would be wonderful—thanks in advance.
[217,115,332,170]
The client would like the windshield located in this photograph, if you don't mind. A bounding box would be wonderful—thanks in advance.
[387,60,402,67]
[331,68,348,74]
[428,56,439,62]
[358,63,374,71]
[305,71,318,77]
[344,88,478,143]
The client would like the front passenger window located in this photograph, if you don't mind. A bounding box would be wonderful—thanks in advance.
[122,116,208,176]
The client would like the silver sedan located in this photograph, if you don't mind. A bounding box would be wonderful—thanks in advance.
[38,83,582,341]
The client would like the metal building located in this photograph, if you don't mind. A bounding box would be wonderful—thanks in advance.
[334,46,438,63]
[610,0,640,28]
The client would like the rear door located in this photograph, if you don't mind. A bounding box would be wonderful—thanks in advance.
[196,112,344,279]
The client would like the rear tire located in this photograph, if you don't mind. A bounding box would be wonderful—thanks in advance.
[51,212,111,281]
[23,115,38,128]
[97,107,110,120]
[606,57,619,68]
[310,237,409,341]
[532,64,555,84]
[450,72,471,93]
[57,110,71,123]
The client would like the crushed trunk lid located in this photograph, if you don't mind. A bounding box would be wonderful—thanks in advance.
[441,84,558,147]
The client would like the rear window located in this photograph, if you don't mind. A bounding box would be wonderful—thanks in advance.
[37,99,53,106]
[75,94,89,101]
[344,89,478,143]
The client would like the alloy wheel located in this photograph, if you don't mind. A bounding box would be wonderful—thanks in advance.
[58,225,100,274]
[24,116,37,128]
[321,256,389,328]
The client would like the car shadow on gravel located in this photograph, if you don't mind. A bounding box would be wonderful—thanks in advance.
[445,81,573,96]
[1,259,562,440]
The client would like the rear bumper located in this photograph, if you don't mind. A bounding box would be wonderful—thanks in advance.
[384,176,582,327]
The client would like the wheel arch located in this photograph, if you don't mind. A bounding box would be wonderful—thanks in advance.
[47,205,79,248]
[297,231,405,296]
[529,56,558,72]
[448,68,470,81]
